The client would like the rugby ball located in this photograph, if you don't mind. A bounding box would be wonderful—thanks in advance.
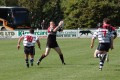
[60,20,64,28]
[58,20,64,32]
[58,20,64,28]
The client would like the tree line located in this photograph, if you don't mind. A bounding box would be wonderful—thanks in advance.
[0,0,120,29]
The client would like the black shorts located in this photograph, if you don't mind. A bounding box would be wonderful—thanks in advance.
[46,41,59,48]
[24,46,35,55]
[97,43,110,52]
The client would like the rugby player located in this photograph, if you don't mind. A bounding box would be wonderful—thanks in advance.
[17,28,40,68]
[102,18,117,62]
[90,25,114,71]
[95,18,117,62]
[37,21,65,65]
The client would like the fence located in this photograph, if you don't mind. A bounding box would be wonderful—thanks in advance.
[0,29,119,39]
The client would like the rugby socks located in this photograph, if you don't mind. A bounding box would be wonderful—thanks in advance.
[25,59,29,68]
[96,53,101,58]
[37,54,65,65]
[37,54,46,66]
[59,54,65,65]
[30,58,34,66]
[38,54,46,62]
[25,59,29,64]
[99,59,104,70]
[99,53,107,70]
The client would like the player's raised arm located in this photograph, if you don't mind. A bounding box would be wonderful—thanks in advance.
[53,20,64,32]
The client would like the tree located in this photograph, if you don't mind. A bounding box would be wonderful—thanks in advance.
[18,0,45,28]
[5,0,18,6]
[1,0,120,29]
[0,0,5,6]
[42,0,63,27]
[62,0,120,29]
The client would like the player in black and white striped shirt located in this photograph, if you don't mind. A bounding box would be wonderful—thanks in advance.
[90,26,114,71]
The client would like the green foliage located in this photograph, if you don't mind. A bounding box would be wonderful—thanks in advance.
[0,0,5,6]
[18,0,44,28]
[1,0,120,29]
[5,0,18,6]
[63,0,120,28]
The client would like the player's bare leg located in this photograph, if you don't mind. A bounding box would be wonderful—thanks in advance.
[94,49,98,58]
[37,48,51,65]
[105,53,109,62]
[54,47,65,65]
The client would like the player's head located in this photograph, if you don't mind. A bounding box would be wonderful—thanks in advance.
[29,28,34,34]
[50,21,55,28]
[102,18,112,31]
[103,18,111,24]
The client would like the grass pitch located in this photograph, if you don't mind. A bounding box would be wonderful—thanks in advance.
[0,38,120,80]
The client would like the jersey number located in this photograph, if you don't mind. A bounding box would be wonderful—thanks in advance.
[26,36,33,42]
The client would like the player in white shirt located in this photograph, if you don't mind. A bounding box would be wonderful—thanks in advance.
[17,28,40,68]
[90,27,114,71]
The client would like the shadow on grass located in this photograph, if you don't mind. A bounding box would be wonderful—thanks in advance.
[114,64,120,71]
[36,63,97,69]
[114,69,120,71]
[36,64,66,68]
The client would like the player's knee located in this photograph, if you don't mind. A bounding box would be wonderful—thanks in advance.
[44,52,49,56]
[58,51,62,55]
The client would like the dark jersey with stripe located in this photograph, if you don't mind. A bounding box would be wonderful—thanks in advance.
[46,26,59,48]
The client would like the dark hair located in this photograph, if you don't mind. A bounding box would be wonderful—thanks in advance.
[103,18,111,24]
[29,28,34,34]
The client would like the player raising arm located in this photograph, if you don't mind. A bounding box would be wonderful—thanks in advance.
[17,28,40,68]
[37,20,66,65]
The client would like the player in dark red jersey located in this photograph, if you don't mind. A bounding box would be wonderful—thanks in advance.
[17,28,41,68]
[37,21,65,65]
